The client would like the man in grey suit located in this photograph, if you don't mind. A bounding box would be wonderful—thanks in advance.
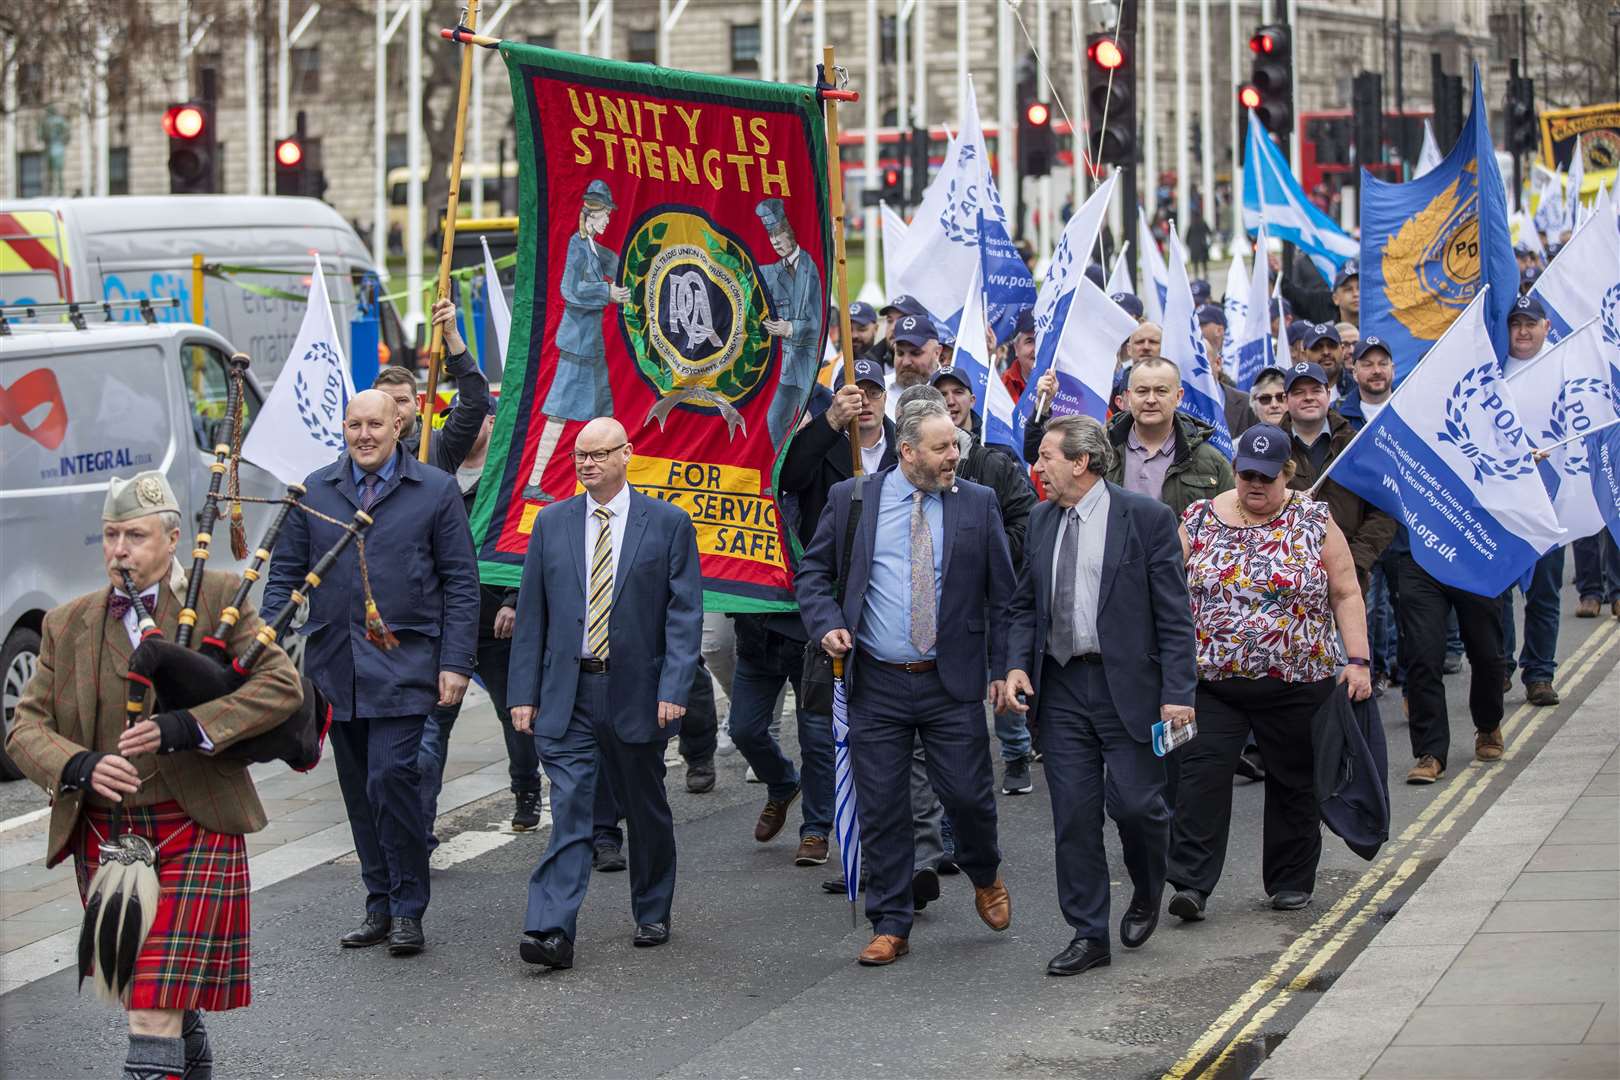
[1005,415,1197,977]
[757,197,824,446]
[508,417,704,970]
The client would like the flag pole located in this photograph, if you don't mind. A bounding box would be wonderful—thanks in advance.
[418,0,481,464]
[820,47,863,477]
[1534,416,1620,458]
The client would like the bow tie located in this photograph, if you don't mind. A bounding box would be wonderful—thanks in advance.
[108,589,159,621]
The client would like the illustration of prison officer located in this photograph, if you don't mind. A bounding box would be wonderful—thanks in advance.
[523,179,632,502]
[757,198,824,447]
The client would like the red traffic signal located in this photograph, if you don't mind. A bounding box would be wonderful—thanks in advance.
[1089,37,1125,70]
[276,138,304,168]
[1250,30,1279,54]
[883,166,901,186]
[1239,85,1263,110]
[163,105,206,140]
[1026,101,1050,127]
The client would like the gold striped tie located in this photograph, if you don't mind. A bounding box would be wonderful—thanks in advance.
[586,506,614,659]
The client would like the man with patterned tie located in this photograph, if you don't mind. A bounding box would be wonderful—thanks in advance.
[795,398,1018,966]
[508,417,704,969]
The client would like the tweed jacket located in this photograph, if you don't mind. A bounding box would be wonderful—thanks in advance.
[6,570,303,867]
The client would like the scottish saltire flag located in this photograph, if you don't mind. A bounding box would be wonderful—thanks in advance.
[1531,186,1618,342]
[481,236,512,364]
[890,80,1012,330]
[977,208,1038,345]
[831,670,861,906]
[880,202,909,301]
[1589,419,1620,546]
[1164,224,1234,458]
[1106,244,1133,297]
[1242,112,1358,279]
[947,260,1018,450]
[1414,120,1444,179]
[1233,232,1276,390]
[1508,319,1620,539]
[1323,290,1564,594]
[1137,208,1169,323]
[242,254,356,484]
[1359,69,1518,378]
[1009,173,1118,457]
[1222,246,1250,370]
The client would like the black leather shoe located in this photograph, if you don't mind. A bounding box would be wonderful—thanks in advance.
[340,914,391,948]
[1271,890,1312,911]
[1046,937,1111,976]
[1119,893,1160,949]
[593,845,627,873]
[387,917,424,956]
[911,867,941,911]
[821,875,867,894]
[685,760,716,793]
[1168,887,1207,922]
[633,921,670,947]
[519,930,574,969]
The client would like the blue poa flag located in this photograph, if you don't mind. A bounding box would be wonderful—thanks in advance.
[1530,187,1619,344]
[1163,222,1234,459]
[1322,290,1566,595]
[1358,67,1518,380]
[1589,418,1620,548]
[977,209,1037,345]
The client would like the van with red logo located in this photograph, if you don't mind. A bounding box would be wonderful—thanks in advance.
[0,318,290,780]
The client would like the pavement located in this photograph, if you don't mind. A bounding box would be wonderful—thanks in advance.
[1255,648,1620,1080]
[0,607,1616,1078]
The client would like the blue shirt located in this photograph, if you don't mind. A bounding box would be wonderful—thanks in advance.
[351,446,400,491]
[857,469,944,663]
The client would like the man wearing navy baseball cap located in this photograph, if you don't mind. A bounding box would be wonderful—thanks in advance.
[1331,260,1359,324]
[848,301,879,357]
[1300,322,1348,403]
[1502,293,1550,379]
[1110,292,1146,321]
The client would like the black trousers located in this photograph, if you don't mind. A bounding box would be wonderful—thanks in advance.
[1168,677,1333,899]
[1387,550,1504,767]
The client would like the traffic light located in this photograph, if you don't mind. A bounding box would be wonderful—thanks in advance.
[275,112,328,199]
[1084,32,1137,167]
[1246,24,1293,140]
[1507,72,1537,156]
[1352,71,1384,169]
[1431,54,1464,155]
[910,125,929,204]
[881,164,904,204]
[164,102,217,194]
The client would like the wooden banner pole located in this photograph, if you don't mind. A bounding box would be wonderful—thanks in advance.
[821,47,862,477]
[419,0,481,463]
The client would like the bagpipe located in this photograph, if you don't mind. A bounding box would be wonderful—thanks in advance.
[125,351,397,774]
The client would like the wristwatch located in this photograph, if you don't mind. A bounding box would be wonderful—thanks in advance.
[1345,657,1371,667]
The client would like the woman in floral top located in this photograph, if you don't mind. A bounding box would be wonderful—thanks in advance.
[1163,424,1370,923]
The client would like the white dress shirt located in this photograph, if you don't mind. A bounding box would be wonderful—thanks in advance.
[581,482,633,657]
[860,434,888,476]
[1050,480,1110,658]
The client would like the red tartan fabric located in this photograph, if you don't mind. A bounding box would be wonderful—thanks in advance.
[72,801,252,1012]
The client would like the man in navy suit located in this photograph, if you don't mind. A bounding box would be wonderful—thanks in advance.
[508,417,703,970]
[1005,415,1197,977]
[796,398,1017,967]
[265,388,480,956]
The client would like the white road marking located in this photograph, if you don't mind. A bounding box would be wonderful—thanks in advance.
[0,806,50,835]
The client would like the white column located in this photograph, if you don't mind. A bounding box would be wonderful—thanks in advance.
[912,0,926,130]
[93,32,110,197]
[178,0,191,100]
[277,0,290,138]
[761,0,775,81]
[373,0,387,272]
[895,0,908,129]
[1174,0,1189,228]
[813,0,826,64]
[1144,0,1156,216]
[955,0,968,127]
[1037,0,1052,262]
[1286,0,1299,175]
[471,1,518,221]
[1199,0,1214,251]
[246,2,262,195]
[599,0,613,57]
[1070,0,1088,209]
[864,0,879,296]
[1228,0,1241,245]
[658,0,671,66]
[406,0,424,332]
[3,44,16,198]
[997,0,1016,232]
[79,81,92,196]
[579,0,591,54]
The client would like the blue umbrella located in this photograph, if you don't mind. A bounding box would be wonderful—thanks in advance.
[831,656,861,924]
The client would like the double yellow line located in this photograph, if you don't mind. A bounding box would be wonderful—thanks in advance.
[1163,620,1620,1080]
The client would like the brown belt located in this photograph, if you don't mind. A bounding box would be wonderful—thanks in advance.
[859,651,937,673]
[579,658,609,673]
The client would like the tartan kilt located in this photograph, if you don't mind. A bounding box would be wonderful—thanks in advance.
[72,801,252,1012]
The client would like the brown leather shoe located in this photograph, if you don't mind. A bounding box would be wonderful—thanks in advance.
[794,834,829,866]
[754,787,801,842]
[857,934,909,966]
[974,877,1012,931]
[1577,596,1601,618]
[1612,599,1620,619]
[1406,755,1444,784]
[1526,681,1560,707]
[1475,727,1504,761]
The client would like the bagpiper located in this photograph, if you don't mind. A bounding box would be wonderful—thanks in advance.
[6,470,303,1080]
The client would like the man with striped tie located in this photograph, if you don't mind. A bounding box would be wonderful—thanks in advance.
[508,417,704,969]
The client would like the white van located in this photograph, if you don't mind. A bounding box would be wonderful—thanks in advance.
[0,195,410,383]
[0,316,291,780]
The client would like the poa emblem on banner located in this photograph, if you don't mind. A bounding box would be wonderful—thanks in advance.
[1436,362,1537,483]
[622,210,773,436]
[293,341,348,450]
[1602,282,1620,346]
